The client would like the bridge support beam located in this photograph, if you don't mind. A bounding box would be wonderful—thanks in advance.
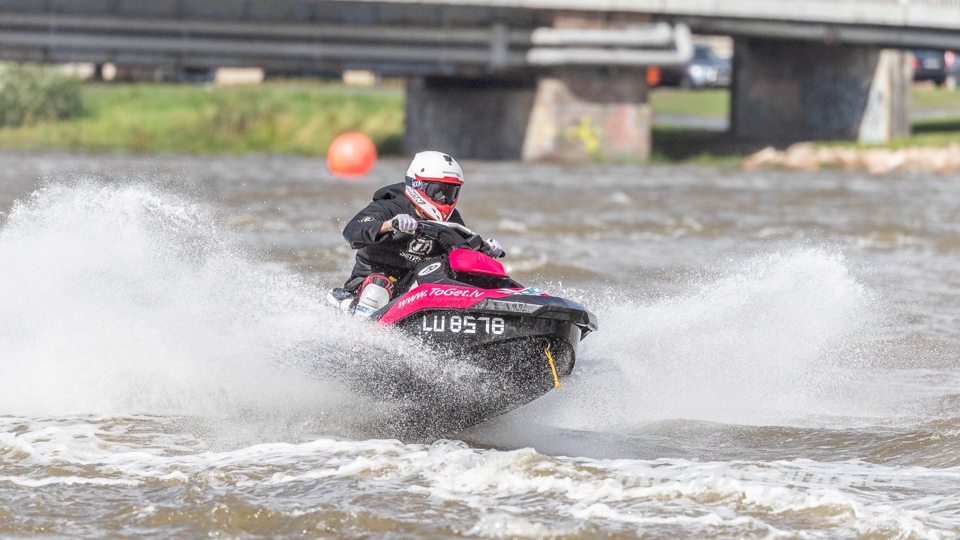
[731,39,911,145]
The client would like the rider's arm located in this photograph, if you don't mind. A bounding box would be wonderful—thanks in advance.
[343,201,397,249]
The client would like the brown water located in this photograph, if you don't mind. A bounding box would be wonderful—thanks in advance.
[1,151,959,538]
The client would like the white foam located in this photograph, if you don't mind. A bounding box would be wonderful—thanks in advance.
[0,182,399,422]
[0,475,140,487]
[515,248,880,429]
[468,512,572,538]
[2,416,957,538]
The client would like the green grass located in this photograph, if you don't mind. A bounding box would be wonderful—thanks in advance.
[655,121,960,166]
[876,116,960,149]
[649,88,729,119]
[912,86,960,111]
[648,86,960,117]
[652,87,960,163]
[812,114,960,151]
[0,82,405,155]
[2,80,959,163]
[649,86,960,115]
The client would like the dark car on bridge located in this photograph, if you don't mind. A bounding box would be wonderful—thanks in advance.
[912,50,957,88]
[659,44,732,88]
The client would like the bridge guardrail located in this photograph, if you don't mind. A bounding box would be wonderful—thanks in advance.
[528,23,693,66]
[0,11,691,72]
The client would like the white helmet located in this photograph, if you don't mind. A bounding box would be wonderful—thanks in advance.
[403,151,464,221]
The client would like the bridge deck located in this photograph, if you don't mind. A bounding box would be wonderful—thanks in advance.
[0,0,957,72]
[354,0,960,30]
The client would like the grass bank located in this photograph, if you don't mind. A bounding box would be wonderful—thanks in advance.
[913,86,960,111]
[646,85,960,120]
[0,82,958,164]
[649,88,729,118]
[0,82,404,155]
[650,86,960,164]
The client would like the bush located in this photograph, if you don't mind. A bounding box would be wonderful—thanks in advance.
[0,63,83,127]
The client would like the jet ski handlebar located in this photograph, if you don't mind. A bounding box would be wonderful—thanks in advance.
[403,219,504,257]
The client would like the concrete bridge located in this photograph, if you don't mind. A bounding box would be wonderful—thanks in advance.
[0,0,956,161]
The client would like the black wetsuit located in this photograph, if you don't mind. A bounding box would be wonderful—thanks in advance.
[342,182,464,292]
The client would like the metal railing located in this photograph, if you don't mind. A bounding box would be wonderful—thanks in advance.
[0,11,692,70]
[527,23,693,66]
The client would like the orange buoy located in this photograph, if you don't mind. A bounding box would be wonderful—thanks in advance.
[327,132,377,178]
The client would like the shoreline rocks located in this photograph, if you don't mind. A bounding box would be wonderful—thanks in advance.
[742,142,960,174]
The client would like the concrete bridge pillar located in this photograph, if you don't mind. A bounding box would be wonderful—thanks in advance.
[405,12,655,162]
[404,68,651,163]
[731,39,911,145]
[404,76,537,160]
[522,67,651,163]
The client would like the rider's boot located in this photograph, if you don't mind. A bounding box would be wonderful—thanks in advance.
[354,274,394,317]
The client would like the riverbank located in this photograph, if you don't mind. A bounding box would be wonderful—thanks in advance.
[0,82,958,166]
[650,86,960,167]
[743,142,960,174]
[0,82,405,156]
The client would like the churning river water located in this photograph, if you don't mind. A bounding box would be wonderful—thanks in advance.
[1,151,959,538]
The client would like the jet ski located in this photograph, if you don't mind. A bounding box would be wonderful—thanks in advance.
[326,220,598,436]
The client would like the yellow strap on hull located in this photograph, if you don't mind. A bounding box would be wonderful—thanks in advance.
[544,346,561,388]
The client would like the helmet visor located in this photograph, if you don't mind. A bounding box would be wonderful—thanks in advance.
[422,181,460,205]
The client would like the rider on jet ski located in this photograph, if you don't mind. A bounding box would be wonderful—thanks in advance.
[332,151,504,314]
